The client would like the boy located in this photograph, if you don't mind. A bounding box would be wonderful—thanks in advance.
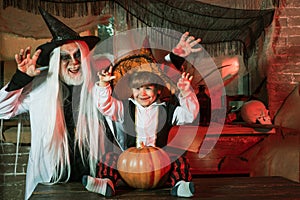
[83,66,199,197]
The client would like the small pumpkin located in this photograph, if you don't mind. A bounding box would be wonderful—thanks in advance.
[117,143,171,189]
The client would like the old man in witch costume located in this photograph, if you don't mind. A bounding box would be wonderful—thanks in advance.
[0,8,106,199]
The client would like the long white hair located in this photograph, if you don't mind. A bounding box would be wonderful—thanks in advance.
[41,41,105,183]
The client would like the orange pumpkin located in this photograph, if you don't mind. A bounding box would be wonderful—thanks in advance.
[117,144,171,189]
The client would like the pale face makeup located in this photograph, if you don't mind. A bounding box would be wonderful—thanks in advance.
[59,42,83,85]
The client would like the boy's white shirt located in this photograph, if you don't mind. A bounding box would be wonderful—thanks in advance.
[94,84,199,147]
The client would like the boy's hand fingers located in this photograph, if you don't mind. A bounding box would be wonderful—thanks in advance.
[108,66,113,74]
[179,32,189,44]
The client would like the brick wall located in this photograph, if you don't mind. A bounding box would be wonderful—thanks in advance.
[0,142,30,200]
[268,0,300,119]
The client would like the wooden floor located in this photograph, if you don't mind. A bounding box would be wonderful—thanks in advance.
[30,176,300,200]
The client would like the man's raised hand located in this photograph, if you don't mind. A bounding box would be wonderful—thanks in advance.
[15,47,42,77]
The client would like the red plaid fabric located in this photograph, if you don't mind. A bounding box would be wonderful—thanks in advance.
[168,155,192,186]
[97,152,120,185]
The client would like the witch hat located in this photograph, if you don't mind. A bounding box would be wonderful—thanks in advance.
[36,7,100,66]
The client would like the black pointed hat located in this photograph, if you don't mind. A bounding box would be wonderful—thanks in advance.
[36,7,100,66]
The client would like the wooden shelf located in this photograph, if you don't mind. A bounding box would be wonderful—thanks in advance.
[167,124,275,175]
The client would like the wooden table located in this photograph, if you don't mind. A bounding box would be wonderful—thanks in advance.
[30,176,300,199]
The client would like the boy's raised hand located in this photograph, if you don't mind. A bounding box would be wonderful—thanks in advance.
[177,72,193,97]
[172,32,202,58]
[97,66,116,87]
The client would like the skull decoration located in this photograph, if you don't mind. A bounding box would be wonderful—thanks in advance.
[240,100,272,125]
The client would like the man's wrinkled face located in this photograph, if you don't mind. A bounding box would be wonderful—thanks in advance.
[132,84,160,107]
[59,42,83,85]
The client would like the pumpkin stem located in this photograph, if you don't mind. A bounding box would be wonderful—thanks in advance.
[139,141,145,148]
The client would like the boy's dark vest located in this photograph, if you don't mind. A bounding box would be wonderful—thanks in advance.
[122,100,178,148]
